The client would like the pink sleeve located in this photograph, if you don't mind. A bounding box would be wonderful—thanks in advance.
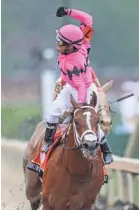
[68,9,93,27]
[65,63,87,103]
[68,9,94,50]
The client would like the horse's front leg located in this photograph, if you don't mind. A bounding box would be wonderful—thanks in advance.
[25,168,42,210]
[42,198,51,210]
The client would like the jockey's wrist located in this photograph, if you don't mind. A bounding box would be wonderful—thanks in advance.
[66,8,72,16]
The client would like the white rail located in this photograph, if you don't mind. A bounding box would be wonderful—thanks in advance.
[99,155,139,207]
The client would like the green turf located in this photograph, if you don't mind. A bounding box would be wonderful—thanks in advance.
[1,104,41,140]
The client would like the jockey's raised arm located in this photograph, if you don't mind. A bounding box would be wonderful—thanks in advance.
[67,8,93,27]
[67,8,94,50]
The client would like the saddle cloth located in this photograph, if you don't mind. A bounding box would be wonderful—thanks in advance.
[27,124,68,178]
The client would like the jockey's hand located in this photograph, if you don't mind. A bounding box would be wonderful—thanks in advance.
[55,81,63,94]
[55,7,68,17]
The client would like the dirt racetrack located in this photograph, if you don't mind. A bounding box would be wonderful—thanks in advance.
[1,138,30,210]
[1,138,108,210]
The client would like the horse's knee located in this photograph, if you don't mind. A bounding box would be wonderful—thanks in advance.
[25,185,39,201]
[25,180,41,202]
[25,185,34,201]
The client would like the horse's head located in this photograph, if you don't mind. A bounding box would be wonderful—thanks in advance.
[70,92,100,158]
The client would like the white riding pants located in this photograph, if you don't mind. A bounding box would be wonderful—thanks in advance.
[46,83,98,124]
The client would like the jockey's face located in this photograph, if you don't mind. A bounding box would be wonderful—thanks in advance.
[56,35,73,54]
[56,44,73,54]
[56,44,67,53]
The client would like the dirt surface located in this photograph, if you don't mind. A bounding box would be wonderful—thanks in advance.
[1,139,30,210]
[1,139,100,210]
[1,139,110,210]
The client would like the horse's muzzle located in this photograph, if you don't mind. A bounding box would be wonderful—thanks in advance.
[83,139,99,156]
[83,133,97,149]
[83,141,97,151]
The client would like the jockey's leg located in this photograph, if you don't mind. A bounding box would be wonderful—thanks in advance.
[42,83,99,153]
[100,141,113,164]
[99,128,113,165]
[42,84,73,153]
[42,122,57,152]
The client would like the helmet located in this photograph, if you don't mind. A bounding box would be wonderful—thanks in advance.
[56,24,84,49]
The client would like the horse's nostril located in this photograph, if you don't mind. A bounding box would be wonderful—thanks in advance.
[83,141,96,150]
[84,143,89,149]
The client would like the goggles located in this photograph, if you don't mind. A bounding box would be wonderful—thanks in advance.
[56,35,69,46]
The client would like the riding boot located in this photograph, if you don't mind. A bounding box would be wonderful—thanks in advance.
[101,141,113,164]
[42,122,57,153]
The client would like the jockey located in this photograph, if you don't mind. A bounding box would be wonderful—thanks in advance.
[43,7,113,164]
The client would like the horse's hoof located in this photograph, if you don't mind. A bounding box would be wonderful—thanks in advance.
[30,198,41,210]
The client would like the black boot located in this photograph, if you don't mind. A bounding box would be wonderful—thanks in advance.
[101,141,113,164]
[42,122,57,153]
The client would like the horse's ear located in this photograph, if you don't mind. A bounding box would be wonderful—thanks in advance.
[90,91,97,108]
[70,94,78,109]
[102,80,113,93]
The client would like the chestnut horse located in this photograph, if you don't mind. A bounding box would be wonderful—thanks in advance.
[23,92,104,209]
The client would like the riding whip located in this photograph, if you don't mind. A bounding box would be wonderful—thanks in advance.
[109,93,134,104]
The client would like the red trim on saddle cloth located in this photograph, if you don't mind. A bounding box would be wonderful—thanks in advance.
[29,126,67,174]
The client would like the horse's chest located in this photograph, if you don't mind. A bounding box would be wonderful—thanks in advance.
[48,192,89,209]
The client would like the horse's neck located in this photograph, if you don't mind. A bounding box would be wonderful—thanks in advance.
[63,124,90,176]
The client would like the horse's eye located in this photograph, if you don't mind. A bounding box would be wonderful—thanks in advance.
[100,120,105,125]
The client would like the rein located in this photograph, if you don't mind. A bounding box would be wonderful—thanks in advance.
[61,105,99,183]
[63,124,82,150]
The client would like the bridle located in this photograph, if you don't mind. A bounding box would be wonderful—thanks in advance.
[63,105,100,151]
[62,105,100,183]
